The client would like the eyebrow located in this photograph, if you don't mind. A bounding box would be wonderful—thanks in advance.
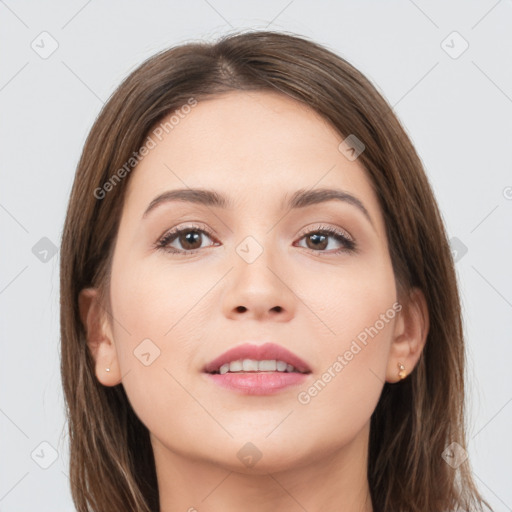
[142,187,375,228]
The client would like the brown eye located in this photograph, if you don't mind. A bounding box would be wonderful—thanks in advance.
[305,233,329,250]
[295,226,356,254]
[176,230,203,250]
[156,225,218,254]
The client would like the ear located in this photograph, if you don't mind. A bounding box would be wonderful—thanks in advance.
[385,287,429,383]
[78,287,122,386]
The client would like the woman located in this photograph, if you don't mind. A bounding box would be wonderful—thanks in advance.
[60,30,493,511]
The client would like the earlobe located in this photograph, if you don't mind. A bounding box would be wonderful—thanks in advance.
[386,287,429,383]
[78,287,122,386]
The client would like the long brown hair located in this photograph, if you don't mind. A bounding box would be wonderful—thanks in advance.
[60,30,493,512]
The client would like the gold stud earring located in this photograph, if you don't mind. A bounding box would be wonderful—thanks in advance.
[397,362,406,380]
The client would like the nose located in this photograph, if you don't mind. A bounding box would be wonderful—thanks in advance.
[221,245,296,322]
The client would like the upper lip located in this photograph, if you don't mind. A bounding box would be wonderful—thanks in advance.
[203,342,312,374]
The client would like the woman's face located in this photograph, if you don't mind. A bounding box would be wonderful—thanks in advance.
[100,90,401,473]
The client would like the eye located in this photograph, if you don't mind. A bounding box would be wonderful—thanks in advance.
[154,224,219,254]
[154,223,356,256]
[294,224,356,254]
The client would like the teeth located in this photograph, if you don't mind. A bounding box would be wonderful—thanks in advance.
[276,360,287,372]
[229,360,243,372]
[258,360,276,371]
[242,359,259,371]
[217,359,298,375]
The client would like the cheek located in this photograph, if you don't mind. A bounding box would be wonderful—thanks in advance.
[300,255,397,357]
[292,259,396,431]
[110,249,220,339]
[107,257,204,419]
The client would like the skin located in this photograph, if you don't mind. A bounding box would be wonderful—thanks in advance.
[80,90,429,512]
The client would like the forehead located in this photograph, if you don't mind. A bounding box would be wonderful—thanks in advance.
[123,90,382,227]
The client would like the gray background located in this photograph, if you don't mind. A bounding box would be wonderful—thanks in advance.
[1,1,511,510]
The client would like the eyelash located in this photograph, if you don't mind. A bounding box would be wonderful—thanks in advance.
[154,223,356,256]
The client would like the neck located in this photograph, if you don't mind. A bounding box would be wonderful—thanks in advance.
[152,422,373,512]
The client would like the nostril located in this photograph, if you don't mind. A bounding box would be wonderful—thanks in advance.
[235,306,247,313]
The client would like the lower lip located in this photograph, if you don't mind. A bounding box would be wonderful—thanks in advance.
[204,371,309,395]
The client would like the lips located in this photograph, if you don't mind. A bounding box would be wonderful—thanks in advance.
[203,342,312,374]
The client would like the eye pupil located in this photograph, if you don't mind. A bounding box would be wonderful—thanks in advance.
[307,233,328,250]
[180,230,202,250]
